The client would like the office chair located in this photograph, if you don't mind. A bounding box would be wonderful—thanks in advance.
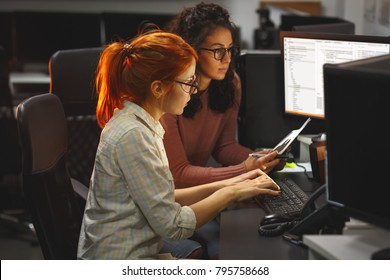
[49,47,103,187]
[16,93,88,259]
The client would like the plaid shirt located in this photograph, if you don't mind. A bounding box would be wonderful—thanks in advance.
[78,101,196,259]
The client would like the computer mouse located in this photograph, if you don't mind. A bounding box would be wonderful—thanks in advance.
[260,213,293,226]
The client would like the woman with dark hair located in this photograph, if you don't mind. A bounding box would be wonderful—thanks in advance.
[77,28,280,259]
[162,2,282,189]
[161,2,283,259]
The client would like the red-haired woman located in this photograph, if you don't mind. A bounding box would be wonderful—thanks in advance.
[77,29,280,260]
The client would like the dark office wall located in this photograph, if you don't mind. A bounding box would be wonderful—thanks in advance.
[14,12,102,64]
[1,11,174,71]
[102,12,174,43]
[237,50,325,155]
[0,12,14,63]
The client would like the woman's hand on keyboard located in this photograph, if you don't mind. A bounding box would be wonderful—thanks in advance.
[221,168,267,187]
[229,174,281,202]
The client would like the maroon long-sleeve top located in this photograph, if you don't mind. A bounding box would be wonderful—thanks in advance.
[161,74,253,188]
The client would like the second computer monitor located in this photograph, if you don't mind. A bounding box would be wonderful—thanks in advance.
[237,50,325,152]
[292,21,355,35]
[281,31,390,119]
[281,15,352,32]
[324,54,390,230]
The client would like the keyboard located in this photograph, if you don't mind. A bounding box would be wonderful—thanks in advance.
[255,177,309,217]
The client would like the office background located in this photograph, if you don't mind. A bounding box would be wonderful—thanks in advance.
[0,0,390,49]
[1,0,390,260]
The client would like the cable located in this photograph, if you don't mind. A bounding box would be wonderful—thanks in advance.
[294,161,314,181]
[258,220,300,237]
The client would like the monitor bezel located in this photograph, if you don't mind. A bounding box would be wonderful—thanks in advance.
[280,31,390,120]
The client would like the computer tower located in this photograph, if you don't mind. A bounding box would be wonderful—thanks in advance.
[237,50,323,154]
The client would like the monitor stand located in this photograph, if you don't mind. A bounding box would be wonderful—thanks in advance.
[302,224,390,259]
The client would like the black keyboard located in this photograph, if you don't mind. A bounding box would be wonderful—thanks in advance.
[255,177,309,217]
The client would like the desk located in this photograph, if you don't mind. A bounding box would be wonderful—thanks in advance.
[10,72,50,85]
[10,72,50,104]
[303,225,390,259]
[220,172,320,260]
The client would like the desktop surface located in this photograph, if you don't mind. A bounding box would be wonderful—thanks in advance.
[220,207,308,260]
[219,172,320,260]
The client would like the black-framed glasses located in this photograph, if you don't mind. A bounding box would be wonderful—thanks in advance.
[174,76,199,95]
[199,46,238,61]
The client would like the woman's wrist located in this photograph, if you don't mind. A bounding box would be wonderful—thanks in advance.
[216,186,237,205]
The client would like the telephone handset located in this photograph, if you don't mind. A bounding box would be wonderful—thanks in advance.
[298,184,327,220]
[258,185,327,238]
[282,184,350,244]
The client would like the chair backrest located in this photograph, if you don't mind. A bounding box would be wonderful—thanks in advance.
[16,93,84,259]
[49,47,103,186]
[0,45,21,176]
[49,47,102,115]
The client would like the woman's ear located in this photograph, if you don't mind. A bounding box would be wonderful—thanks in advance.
[150,80,165,99]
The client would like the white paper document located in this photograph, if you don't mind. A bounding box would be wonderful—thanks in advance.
[273,118,311,154]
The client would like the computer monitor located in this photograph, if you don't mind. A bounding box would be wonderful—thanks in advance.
[324,54,390,230]
[281,31,390,119]
[281,15,351,32]
[292,21,355,35]
[237,50,325,153]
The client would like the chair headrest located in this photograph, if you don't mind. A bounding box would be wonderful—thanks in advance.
[49,47,103,116]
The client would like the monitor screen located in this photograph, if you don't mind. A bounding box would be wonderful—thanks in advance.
[324,54,390,230]
[281,31,390,119]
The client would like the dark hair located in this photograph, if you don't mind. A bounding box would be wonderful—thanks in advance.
[165,2,240,118]
[95,29,197,128]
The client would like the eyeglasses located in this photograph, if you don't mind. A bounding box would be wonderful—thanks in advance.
[199,47,238,61]
[174,76,199,95]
